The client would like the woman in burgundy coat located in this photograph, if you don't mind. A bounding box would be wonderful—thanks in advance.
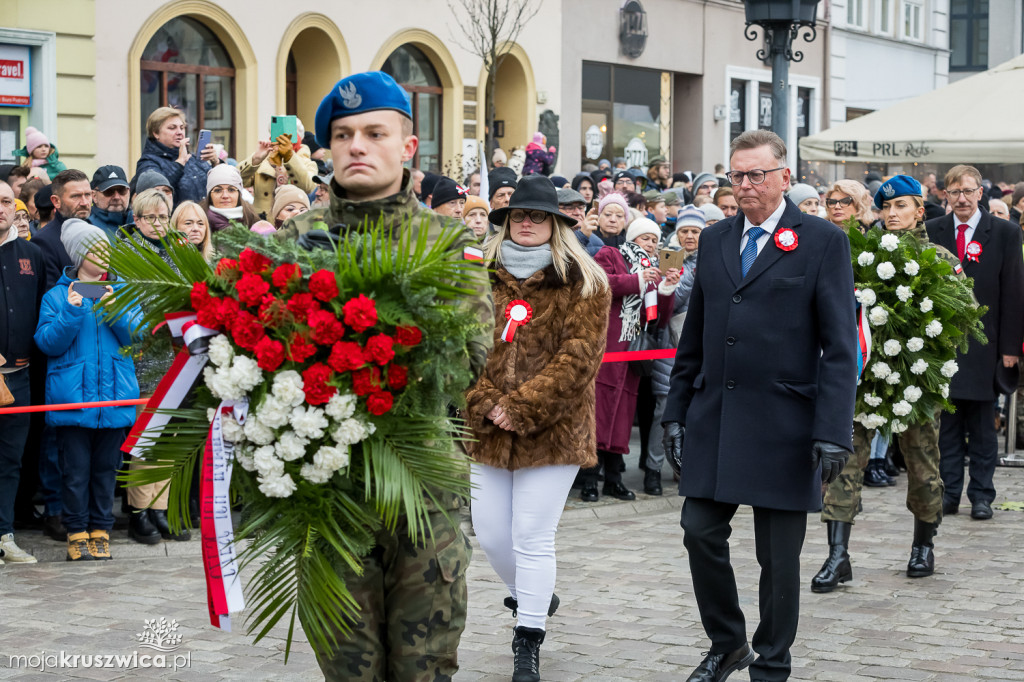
[584,216,680,501]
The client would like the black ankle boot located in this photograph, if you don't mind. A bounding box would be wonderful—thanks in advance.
[504,594,560,618]
[643,469,663,496]
[128,507,161,545]
[863,460,893,487]
[907,517,937,578]
[810,521,853,593]
[883,452,900,477]
[511,626,545,682]
[149,509,191,541]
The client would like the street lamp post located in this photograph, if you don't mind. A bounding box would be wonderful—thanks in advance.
[743,0,821,150]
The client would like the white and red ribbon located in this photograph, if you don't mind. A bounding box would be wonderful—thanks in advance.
[643,285,659,322]
[855,292,872,382]
[965,241,982,263]
[500,300,533,342]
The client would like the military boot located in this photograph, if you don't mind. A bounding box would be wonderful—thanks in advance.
[810,521,853,592]
[907,517,937,578]
[511,626,545,682]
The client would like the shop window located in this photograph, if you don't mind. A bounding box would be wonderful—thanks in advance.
[729,79,746,143]
[950,0,988,70]
[382,44,442,172]
[758,82,773,130]
[140,17,236,156]
[901,0,925,42]
[581,62,669,167]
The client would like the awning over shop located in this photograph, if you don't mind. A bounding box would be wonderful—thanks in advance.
[799,53,1024,163]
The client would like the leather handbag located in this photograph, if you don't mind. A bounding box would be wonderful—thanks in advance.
[0,354,14,407]
[627,323,658,377]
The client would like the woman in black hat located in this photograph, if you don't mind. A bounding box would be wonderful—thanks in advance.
[464,175,610,681]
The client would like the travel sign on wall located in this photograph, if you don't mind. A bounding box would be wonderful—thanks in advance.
[0,44,30,107]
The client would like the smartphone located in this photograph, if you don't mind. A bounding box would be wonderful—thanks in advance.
[72,282,108,299]
[196,128,212,153]
[659,249,688,271]
[270,115,298,144]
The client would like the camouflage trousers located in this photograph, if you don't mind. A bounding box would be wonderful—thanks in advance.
[311,511,471,682]
[822,417,944,525]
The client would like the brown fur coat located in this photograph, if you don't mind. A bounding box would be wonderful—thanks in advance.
[465,261,610,470]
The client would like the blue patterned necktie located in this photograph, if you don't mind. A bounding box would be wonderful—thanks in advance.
[741,226,765,277]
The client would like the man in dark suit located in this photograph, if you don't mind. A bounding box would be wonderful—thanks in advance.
[662,130,858,682]
[926,165,1024,521]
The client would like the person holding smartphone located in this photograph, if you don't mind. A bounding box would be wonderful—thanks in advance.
[238,116,318,218]
[34,220,144,562]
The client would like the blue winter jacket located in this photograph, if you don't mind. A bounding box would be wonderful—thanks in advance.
[34,269,145,429]
[133,138,211,204]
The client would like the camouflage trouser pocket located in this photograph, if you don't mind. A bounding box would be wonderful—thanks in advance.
[424,529,470,658]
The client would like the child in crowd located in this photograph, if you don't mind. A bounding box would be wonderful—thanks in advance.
[15,127,67,180]
[34,220,144,562]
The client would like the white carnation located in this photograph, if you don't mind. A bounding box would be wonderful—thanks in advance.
[258,473,297,498]
[290,405,329,440]
[871,362,891,379]
[925,320,943,338]
[907,337,924,352]
[864,394,883,407]
[234,445,256,472]
[860,413,887,429]
[910,359,928,375]
[896,286,913,302]
[366,421,377,435]
[892,400,913,416]
[886,371,902,385]
[857,288,877,306]
[205,365,242,400]
[940,383,949,398]
[857,252,875,266]
[313,445,350,471]
[876,262,897,280]
[904,260,920,276]
[300,463,334,484]
[208,334,234,367]
[275,431,309,462]
[883,340,902,356]
[941,360,959,378]
[243,415,275,445]
[868,306,889,326]
[272,370,306,407]
[333,418,370,446]
[253,445,283,478]
[904,386,923,403]
[207,407,216,423]
[891,420,909,434]
[880,233,899,252]
[920,297,933,312]
[228,354,263,393]
[221,414,245,443]
[325,392,358,421]
[256,395,290,429]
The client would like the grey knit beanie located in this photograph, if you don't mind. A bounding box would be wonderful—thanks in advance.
[60,219,110,272]
[787,183,819,207]
[135,169,172,195]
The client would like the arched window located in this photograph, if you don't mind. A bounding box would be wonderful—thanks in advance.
[382,45,442,172]
[140,17,236,156]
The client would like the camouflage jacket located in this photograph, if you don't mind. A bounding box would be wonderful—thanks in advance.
[906,222,968,282]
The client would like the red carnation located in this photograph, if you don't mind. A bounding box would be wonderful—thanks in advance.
[196,301,222,330]
[231,311,266,351]
[271,263,301,291]
[343,294,378,333]
[364,334,395,365]
[216,297,241,331]
[253,336,286,372]
[215,258,239,276]
[395,325,423,347]
[387,365,408,390]
[286,292,319,323]
[287,333,318,363]
[258,296,289,329]
[191,281,213,311]
[235,272,270,307]
[307,308,345,346]
[309,270,340,302]
[351,366,381,396]
[366,390,394,416]
[239,248,273,274]
[302,363,337,405]
[328,341,367,373]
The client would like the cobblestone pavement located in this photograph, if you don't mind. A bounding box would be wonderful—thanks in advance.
[1,457,1022,681]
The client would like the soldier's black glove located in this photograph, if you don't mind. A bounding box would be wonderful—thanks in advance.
[663,422,685,477]
[812,440,849,484]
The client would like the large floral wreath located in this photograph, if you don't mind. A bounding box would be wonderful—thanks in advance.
[846,222,986,438]
[103,222,486,658]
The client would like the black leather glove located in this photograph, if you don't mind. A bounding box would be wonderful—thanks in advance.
[663,422,684,477]
[812,440,850,484]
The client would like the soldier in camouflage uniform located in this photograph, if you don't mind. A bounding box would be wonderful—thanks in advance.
[813,176,971,591]
[276,71,493,682]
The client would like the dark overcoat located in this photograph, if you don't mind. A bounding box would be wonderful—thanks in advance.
[926,211,1024,401]
[465,262,610,470]
[663,199,859,512]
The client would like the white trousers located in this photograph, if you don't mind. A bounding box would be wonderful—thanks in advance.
[470,462,579,630]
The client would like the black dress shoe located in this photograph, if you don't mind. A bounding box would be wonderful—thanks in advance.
[686,643,755,682]
[128,507,161,545]
[149,509,191,541]
[643,469,663,496]
[42,514,67,541]
[863,460,893,487]
[942,500,959,516]
[602,481,636,501]
[580,484,599,502]
[907,518,937,578]
[970,500,993,520]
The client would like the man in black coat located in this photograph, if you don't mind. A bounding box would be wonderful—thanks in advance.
[926,165,1024,521]
[32,168,93,289]
[663,130,858,682]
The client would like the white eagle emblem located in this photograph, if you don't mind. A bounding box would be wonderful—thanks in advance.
[339,82,362,109]
[882,183,896,198]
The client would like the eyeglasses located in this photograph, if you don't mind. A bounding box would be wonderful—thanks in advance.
[726,167,786,185]
[141,214,170,225]
[946,187,981,199]
[102,186,129,197]
[509,209,549,224]
[825,197,854,208]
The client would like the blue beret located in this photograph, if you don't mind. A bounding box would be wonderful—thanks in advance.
[314,71,413,148]
[874,174,922,209]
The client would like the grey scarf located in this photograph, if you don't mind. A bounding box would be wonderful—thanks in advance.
[500,240,553,279]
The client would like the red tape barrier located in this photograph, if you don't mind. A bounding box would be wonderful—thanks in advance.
[0,348,678,415]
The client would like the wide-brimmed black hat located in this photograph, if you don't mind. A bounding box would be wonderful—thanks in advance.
[488,175,577,226]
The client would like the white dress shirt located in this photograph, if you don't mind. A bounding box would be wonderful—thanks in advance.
[740,198,787,257]
[954,208,981,245]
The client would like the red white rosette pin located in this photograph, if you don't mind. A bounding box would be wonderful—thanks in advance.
[965,241,982,263]
[501,300,533,342]
[775,228,798,251]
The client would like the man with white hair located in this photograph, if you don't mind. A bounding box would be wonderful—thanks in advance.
[989,198,1010,221]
